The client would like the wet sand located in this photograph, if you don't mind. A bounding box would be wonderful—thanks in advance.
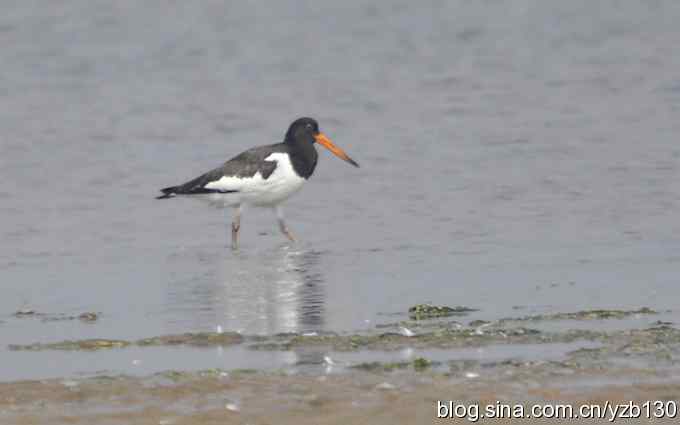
[2,368,679,424]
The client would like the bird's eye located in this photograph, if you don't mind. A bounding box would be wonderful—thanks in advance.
[306,123,313,129]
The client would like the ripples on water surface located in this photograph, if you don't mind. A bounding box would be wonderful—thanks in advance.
[1,0,680,380]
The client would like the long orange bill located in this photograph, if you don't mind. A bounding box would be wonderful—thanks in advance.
[314,132,359,167]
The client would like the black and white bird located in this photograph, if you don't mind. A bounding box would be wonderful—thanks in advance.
[156,117,359,249]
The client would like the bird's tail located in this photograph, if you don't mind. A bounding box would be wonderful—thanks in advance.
[156,186,178,199]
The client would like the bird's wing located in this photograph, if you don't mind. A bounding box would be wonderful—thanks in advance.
[162,144,281,196]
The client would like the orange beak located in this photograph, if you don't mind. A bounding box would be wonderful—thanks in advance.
[314,132,359,168]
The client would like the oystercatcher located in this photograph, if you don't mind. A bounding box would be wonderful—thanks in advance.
[156,117,359,249]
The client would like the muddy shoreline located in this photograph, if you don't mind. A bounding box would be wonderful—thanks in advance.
[3,307,679,423]
[2,367,679,424]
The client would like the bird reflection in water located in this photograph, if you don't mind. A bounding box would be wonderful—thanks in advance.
[219,247,325,335]
[222,247,330,370]
[165,246,330,370]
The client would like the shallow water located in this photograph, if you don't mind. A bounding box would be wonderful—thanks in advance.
[1,0,680,381]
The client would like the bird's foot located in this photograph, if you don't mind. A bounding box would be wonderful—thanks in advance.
[277,217,296,242]
[283,228,296,242]
[231,224,240,250]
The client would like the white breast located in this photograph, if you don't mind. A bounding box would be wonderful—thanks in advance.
[204,152,306,207]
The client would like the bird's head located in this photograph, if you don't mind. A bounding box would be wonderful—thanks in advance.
[285,117,359,168]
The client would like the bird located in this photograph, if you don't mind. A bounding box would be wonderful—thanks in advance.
[156,117,359,249]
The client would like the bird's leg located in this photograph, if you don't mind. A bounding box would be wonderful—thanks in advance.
[231,204,242,249]
[275,206,296,242]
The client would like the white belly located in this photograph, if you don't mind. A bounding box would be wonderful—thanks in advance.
[203,152,306,207]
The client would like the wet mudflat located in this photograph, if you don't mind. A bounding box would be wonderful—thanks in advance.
[2,367,680,425]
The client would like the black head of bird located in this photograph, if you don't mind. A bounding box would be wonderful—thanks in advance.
[285,117,359,168]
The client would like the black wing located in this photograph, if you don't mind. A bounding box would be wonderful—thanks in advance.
[156,144,283,199]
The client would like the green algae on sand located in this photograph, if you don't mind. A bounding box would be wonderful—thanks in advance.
[501,307,658,323]
[9,332,243,351]
[9,338,130,351]
[6,308,675,357]
[136,332,243,347]
[412,357,432,371]
[408,304,479,320]
[350,357,435,373]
